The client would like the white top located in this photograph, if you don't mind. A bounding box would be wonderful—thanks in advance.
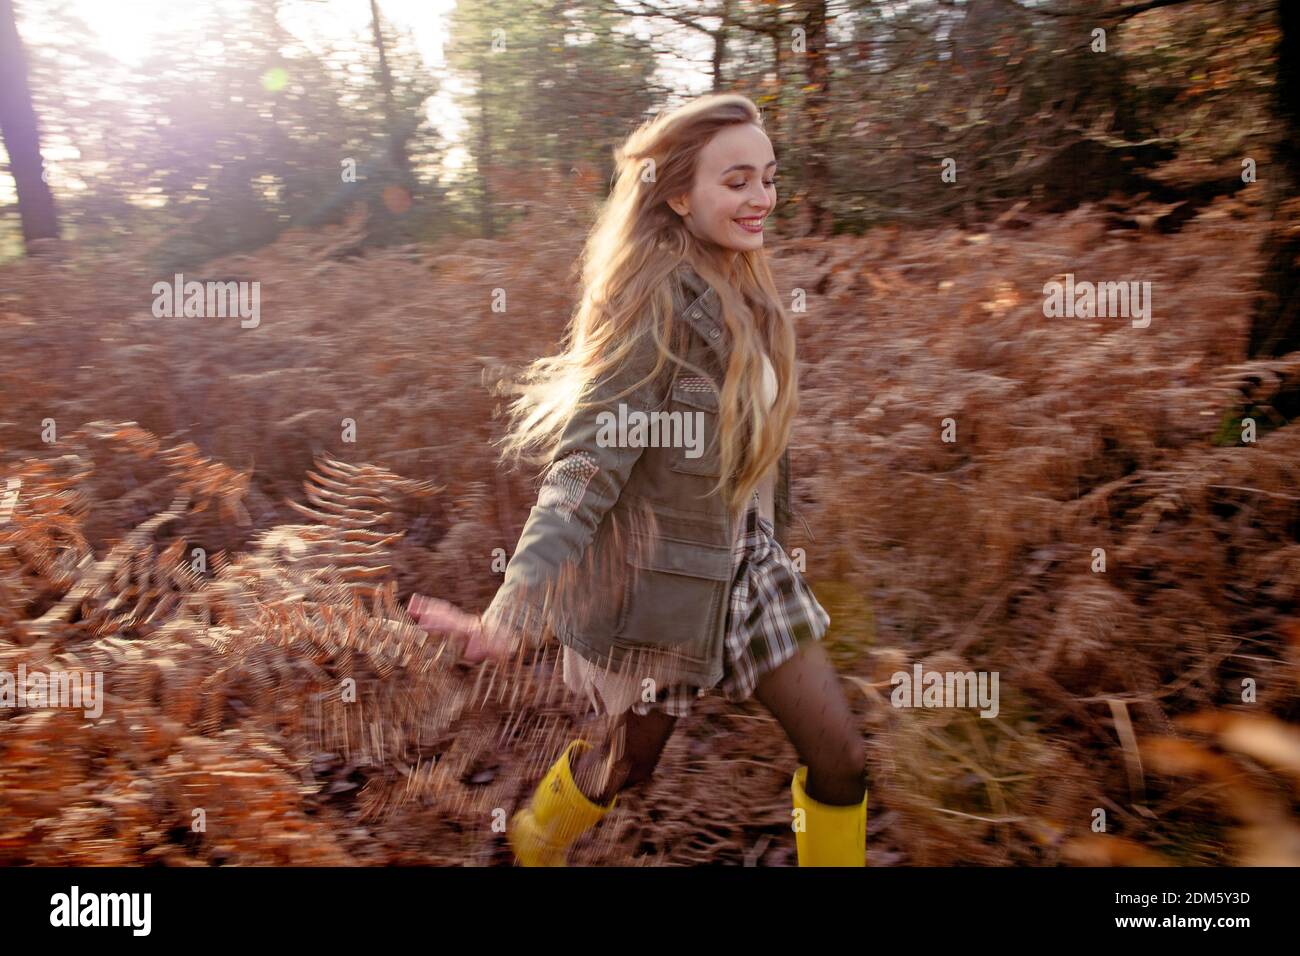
[759,350,778,412]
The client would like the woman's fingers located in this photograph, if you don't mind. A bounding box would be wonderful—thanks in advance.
[460,619,514,663]
[406,594,514,662]
[407,593,429,618]
[407,595,472,634]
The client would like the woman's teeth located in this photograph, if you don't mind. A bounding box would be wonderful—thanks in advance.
[734,217,765,233]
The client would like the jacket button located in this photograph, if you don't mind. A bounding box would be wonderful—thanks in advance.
[709,328,720,339]
[691,310,702,319]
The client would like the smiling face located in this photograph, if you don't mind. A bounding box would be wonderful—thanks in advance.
[668,122,776,256]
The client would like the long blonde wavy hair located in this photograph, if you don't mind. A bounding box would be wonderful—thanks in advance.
[492,93,797,516]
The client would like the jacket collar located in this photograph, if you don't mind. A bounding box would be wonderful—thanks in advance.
[675,262,730,367]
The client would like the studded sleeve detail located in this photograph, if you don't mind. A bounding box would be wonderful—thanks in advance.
[483,328,671,652]
[537,451,600,522]
[676,376,715,393]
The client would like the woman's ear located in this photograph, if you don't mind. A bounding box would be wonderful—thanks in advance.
[667,193,690,218]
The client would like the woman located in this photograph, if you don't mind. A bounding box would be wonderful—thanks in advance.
[409,93,867,866]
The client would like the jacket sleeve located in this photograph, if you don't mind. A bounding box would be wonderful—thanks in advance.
[482,329,670,648]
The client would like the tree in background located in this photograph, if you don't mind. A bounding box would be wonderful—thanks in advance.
[1249,0,1300,366]
[3,0,447,267]
[0,0,58,253]
[447,0,660,238]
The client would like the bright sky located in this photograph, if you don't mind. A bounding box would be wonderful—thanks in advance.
[60,0,469,169]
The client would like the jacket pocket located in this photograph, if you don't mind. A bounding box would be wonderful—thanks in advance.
[614,532,732,658]
[667,376,721,477]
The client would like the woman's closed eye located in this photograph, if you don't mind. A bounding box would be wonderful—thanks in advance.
[729,180,776,190]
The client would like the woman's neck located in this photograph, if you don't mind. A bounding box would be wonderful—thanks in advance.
[689,245,742,290]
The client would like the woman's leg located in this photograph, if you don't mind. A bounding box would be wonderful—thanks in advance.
[752,640,867,805]
[570,707,679,804]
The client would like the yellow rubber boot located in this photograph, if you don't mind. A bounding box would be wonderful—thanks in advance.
[509,739,617,867]
[791,765,868,867]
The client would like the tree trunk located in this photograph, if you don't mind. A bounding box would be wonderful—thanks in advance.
[369,0,410,176]
[0,0,59,252]
[712,0,731,94]
[475,67,495,239]
[768,29,783,142]
[798,0,830,235]
[1248,0,1300,361]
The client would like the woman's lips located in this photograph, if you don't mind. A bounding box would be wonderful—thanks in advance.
[734,217,765,234]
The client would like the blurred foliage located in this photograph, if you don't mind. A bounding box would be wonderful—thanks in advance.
[4,0,446,268]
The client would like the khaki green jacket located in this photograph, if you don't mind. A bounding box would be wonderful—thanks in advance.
[483,263,792,686]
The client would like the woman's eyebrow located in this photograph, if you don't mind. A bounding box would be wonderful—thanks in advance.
[721,161,778,174]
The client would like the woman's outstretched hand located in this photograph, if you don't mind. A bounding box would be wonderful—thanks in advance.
[406,594,514,663]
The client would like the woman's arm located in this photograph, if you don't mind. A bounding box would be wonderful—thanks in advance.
[481,329,671,650]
